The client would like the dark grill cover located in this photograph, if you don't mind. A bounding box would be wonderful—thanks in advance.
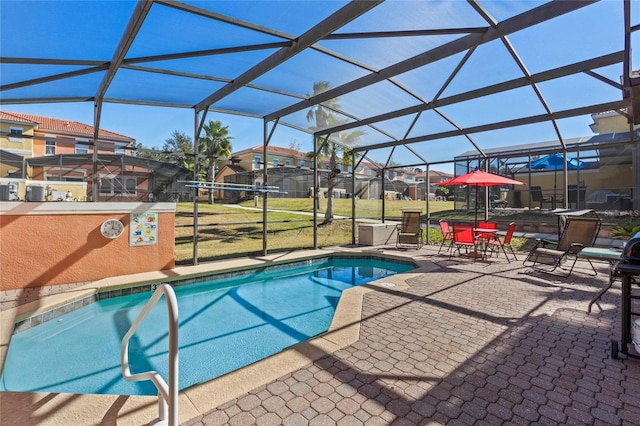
[616,230,640,275]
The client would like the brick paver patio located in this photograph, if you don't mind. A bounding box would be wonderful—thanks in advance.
[185,245,640,426]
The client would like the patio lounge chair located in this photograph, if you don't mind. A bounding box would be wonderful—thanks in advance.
[396,209,423,249]
[490,199,508,209]
[485,222,517,263]
[438,220,453,254]
[530,186,554,209]
[523,217,601,277]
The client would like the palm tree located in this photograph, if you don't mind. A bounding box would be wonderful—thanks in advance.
[306,81,337,130]
[306,81,364,224]
[198,120,233,204]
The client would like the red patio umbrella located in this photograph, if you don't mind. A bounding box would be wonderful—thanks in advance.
[437,170,525,227]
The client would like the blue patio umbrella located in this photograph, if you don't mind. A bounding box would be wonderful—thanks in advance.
[530,152,585,170]
[530,153,585,203]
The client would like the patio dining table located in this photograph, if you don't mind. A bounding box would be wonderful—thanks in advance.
[473,228,500,260]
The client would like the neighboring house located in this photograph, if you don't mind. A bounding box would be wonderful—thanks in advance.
[225,145,310,171]
[216,145,440,201]
[415,170,453,186]
[0,111,134,159]
[407,170,453,201]
[223,145,381,177]
[0,113,37,159]
[386,168,418,183]
[589,110,634,134]
[0,111,189,201]
[453,109,638,210]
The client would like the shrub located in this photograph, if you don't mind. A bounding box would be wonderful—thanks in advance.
[611,221,640,238]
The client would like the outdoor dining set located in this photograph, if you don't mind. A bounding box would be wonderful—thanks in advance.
[437,220,517,262]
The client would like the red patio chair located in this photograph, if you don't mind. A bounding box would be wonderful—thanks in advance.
[485,222,517,262]
[438,220,453,254]
[475,221,498,244]
[451,224,478,258]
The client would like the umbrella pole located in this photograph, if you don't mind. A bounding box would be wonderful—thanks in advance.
[554,168,557,209]
[474,185,478,228]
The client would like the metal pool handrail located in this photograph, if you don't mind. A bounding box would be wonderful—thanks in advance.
[120,284,179,426]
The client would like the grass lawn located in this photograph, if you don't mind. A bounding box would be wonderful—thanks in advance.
[175,200,510,263]
[238,197,455,218]
[174,202,354,263]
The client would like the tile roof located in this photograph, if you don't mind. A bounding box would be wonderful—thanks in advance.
[0,110,134,142]
[220,164,247,173]
[232,145,309,159]
[415,170,453,179]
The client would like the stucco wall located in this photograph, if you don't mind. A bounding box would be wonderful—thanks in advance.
[0,202,175,291]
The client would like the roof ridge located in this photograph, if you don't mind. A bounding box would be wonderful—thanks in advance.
[0,110,135,141]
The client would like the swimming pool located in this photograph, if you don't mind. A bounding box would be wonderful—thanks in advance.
[0,255,414,396]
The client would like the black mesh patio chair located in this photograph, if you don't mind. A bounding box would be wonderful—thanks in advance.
[523,217,601,277]
[530,186,554,209]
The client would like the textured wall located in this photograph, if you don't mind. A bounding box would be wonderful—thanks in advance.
[0,203,175,291]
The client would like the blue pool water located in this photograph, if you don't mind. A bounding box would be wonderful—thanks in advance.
[0,257,412,396]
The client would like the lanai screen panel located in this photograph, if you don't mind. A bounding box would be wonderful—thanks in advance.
[0,0,637,168]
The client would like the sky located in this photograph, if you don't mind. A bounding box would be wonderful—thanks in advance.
[3,101,300,153]
[1,0,638,174]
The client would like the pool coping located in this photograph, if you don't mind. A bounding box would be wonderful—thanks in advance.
[0,247,438,425]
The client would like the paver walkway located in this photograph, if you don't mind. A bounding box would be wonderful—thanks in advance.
[185,245,640,426]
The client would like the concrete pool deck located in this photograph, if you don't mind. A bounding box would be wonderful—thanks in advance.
[1,245,639,425]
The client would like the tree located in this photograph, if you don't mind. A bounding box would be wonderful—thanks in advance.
[132,142,163,161]
[198,120,233,204]
[288,139,302,152]
[162,130,198,172]
[435,186,449,198]
[306,81,364,224]
[134,131,198,172]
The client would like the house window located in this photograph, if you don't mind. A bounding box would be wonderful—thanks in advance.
[100,176,137,196]
[9,127,23,142]
[254,156,261,169]
[125,177,137,194]
[273,158,279,167]
[45,139,56,155]
[285,160,291,166]
[99,177,112,195]
[75,139,89,154]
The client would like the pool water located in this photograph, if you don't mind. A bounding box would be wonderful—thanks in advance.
[0,257,412,396]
